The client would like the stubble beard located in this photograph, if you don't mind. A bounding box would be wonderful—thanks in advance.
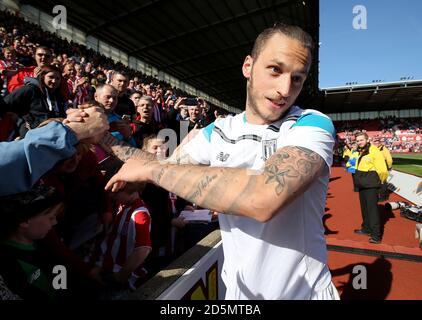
[246,76,287,124]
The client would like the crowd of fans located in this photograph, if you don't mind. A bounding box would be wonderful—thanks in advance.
[0,8,420,300]
[0,10,230,139]
[0,10,224,300]
[335,116,422,153]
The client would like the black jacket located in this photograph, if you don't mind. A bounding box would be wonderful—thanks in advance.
[114,94,136,117]
[3,77,65,137]
[353,144,382,190]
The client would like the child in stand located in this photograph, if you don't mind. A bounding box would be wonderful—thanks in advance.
[0,185,66,300]
[140,135,188,274]
[89,182,151,297]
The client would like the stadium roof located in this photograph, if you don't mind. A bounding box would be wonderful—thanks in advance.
[316,80,422,114]
[26,0,320,110]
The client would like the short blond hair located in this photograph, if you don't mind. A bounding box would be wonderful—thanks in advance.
[355,131,369,140]
[141,134,165,151]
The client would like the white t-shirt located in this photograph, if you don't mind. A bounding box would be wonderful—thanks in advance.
[183,106,336,300]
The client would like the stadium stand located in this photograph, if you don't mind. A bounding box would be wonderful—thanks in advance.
[335,117,422,153]
[0,9,231,121]
[0,8,229,299]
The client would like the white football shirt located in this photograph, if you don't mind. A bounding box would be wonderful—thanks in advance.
[184,106,336,299]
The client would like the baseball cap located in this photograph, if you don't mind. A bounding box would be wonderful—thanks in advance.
[0,184,62,224]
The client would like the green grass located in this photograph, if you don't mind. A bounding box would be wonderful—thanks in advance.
[392,153,422,177]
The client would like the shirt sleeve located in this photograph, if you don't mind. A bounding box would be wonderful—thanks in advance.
[7,70,25,93]
[383,148,393,170]
[372,148,389,183]
[133,210,152,248]
[0,122,78,196]
[280,112,335,168]
[183,122,214,165]
[3,85,33,116]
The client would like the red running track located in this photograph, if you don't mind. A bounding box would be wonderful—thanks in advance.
[325,166,422,300]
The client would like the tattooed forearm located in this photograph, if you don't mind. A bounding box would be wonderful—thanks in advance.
[165,146,196,165]
[139,146,325,222]
[153,167,166,184]
[188,174,218,202]
[176,153,191,164]
[99,132,156,162]
[166,152,190,165]
[225,173,258,216]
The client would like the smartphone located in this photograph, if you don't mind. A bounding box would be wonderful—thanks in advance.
[185,98,198,106]
[122,114,131,121]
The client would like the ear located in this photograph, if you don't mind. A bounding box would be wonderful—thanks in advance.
[242,55,253,80]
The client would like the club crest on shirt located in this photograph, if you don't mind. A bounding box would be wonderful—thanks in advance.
[216,152,230,162]
[262,139,277,160]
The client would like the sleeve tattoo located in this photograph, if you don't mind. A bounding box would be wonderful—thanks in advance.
[99,132,197,164]
[99,132,156,162]
[263,146,325,196]
[110,143,326,221]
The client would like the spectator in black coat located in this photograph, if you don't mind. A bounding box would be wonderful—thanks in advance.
[3,65,65,137]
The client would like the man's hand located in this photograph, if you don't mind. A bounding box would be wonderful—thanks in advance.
[174,97,186,110]
[64,107,88,122]
[105,158,157,192]
[63,104,109,143]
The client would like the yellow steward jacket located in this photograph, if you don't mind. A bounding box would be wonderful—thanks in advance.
[353,144,388,189]
[343,147,351,159]
[345,149,359,173]
[378,145,393,170]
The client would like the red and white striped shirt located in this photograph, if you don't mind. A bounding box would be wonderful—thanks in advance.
[96,198,151,276]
